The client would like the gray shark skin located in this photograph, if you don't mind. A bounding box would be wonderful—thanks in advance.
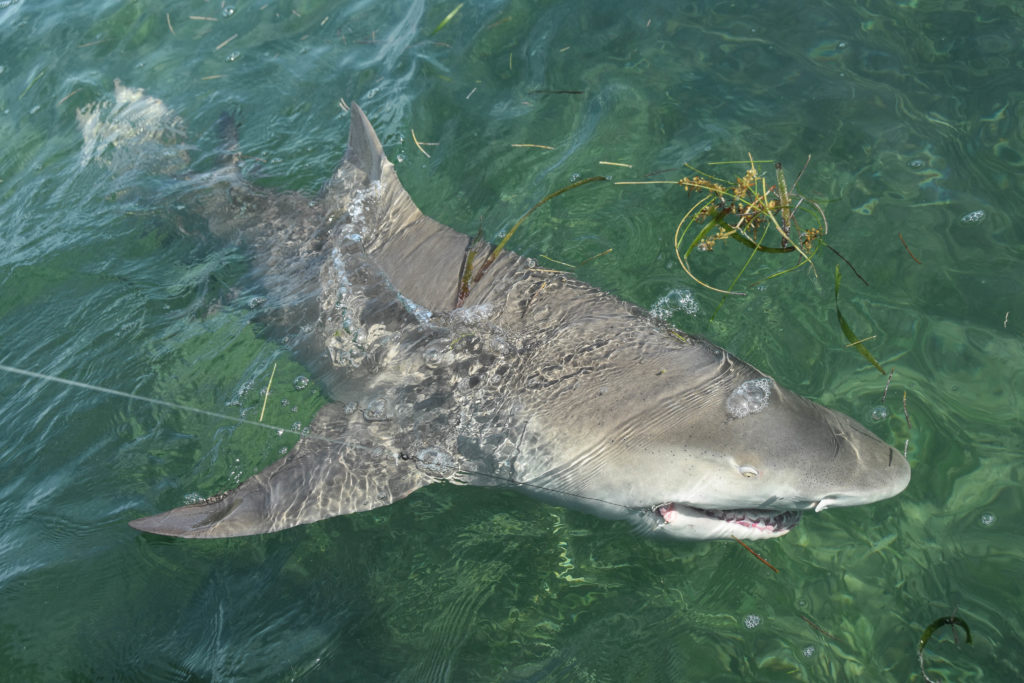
[128,102,910,541]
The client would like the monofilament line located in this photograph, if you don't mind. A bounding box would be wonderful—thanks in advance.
[0,362,305,439]
[0,363,630,512]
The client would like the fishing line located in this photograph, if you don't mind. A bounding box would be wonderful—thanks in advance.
[0,362,307,439]
[0,362,638,514]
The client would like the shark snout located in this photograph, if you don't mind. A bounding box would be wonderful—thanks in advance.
[813,431,911,512]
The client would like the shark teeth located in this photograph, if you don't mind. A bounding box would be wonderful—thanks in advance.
[657,504,802,533]
[701,507,802,532]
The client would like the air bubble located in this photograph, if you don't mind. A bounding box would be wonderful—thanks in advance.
[363,397,388,421]
[726,379,772,418]
[222,6,236,17]
[802,646,815,658]
[293,375,310,391]
[980,512,995,526]
[870,405,889,421]
[414,448,457,478]
[226,50,240,63]
[422,340,452,367]
[961,209,985,223]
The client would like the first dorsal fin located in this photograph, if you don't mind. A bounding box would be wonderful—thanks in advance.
[322,104,528,313]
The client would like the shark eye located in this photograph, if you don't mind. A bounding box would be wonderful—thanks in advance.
[739,465,759,478]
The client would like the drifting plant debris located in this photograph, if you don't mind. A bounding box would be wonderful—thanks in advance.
[799,614,840,643]
[527,89,585,95]
[617,157,886,370]
[834,266,885,374]
[259,362,277,423]
[429,3,463,36]
[881,367,894,403]
[918,613,972,683]
[537,247,613,273]
[616,156,827,296]
[731,536,778,573]
[899,232,922,264]
[410,128,437,158]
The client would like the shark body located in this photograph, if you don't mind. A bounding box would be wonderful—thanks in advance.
[127,102,910,541]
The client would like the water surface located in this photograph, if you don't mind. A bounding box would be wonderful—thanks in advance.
[1,0,1022,680]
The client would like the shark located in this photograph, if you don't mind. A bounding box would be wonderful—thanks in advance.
[121,97,910,541]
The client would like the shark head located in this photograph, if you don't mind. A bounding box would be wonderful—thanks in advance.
[644,385,910,541]
[549,337,912,541]
[508,324,911,542]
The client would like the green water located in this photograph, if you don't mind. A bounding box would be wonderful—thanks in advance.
[1,0,1022,680]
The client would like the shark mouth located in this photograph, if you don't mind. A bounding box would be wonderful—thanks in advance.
[656,503,803,537]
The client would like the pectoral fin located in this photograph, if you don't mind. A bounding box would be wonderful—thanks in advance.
[130,410,436,538]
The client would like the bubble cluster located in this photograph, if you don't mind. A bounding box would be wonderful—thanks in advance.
[802,646,815,658]
[451,303,493,325]
[870,405,889,422]
[293,375,310,391]
[726,379,773,418]
[651,288,700,320]
[980,512,995,526]
[744,614,761,629]
[960,209,985,223]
